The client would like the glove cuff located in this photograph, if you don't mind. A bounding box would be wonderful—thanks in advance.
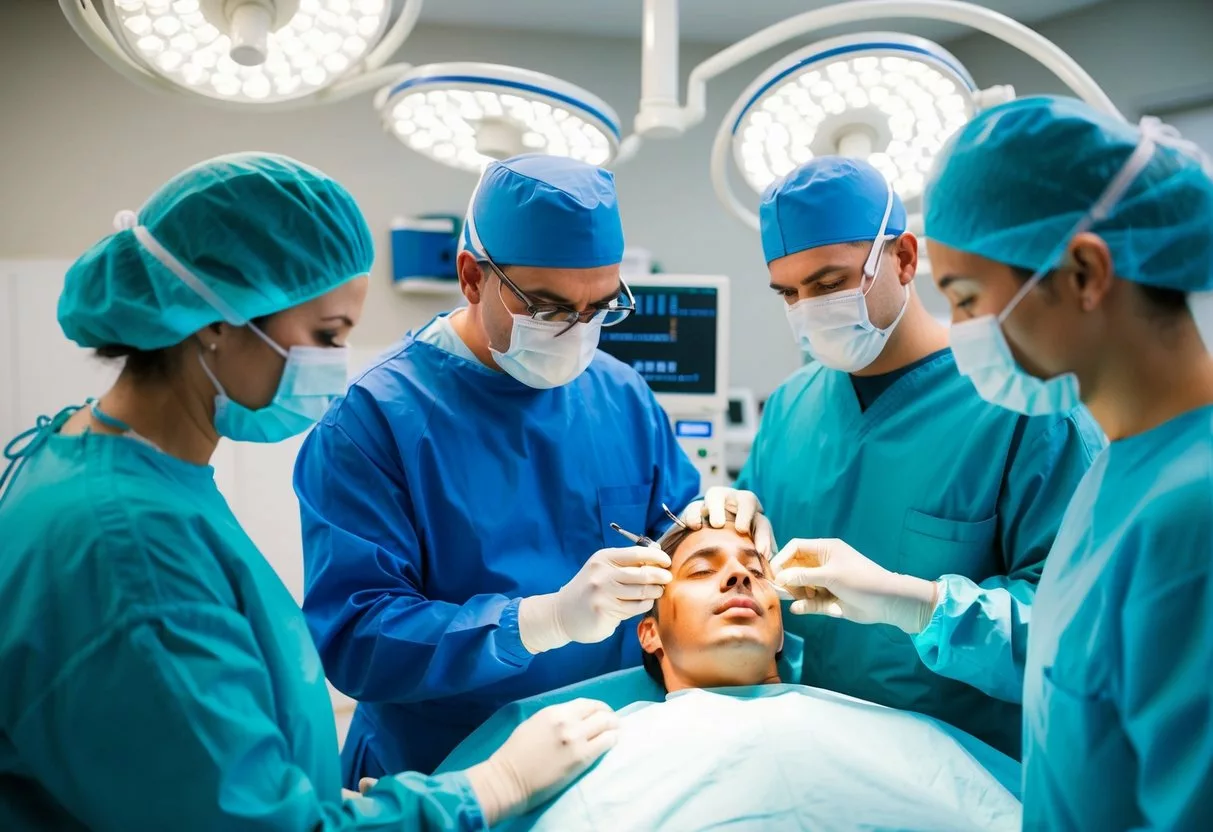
[465,757,527,826]
[891,575,941,634]
[518,593,570,654]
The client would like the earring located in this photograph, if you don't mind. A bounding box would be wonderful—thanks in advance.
[208,343,218,352]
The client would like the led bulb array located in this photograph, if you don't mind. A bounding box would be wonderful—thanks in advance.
[108,0,388,103]
[381,68,620,173]
[734,50,974,200]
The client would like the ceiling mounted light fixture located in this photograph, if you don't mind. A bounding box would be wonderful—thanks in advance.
[375,63,621,172]
[726,33,978,202]
[63,0,1126,218]
[61,0,419,107]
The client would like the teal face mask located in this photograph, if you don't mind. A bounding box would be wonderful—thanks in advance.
[198,329,348,443]
[127,222,348,443]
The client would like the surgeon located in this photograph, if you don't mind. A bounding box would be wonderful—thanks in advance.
[686,156,1106,758]
[294,153,702,782]
[917,96,1213,828]
[0,153,618,831]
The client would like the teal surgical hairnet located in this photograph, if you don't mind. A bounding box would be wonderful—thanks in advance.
[759,156,907,264]
[59,152,374,350]
[925,95,1213,292]
[461,154,625,269]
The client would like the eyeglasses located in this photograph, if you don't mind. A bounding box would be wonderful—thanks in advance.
[482,257,635,336]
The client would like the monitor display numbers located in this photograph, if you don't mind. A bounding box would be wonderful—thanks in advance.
[598,286,718,395]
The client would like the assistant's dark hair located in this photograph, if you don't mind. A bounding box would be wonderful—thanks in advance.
[93,314,275,381]
[641,513,782,690]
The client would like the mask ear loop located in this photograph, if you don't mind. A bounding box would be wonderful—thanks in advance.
[860,177,896,296]
[996,120,1162,325]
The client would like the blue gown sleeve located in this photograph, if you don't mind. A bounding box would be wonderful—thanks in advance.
[295,412,534,703]
[913,412,1103,703]
[10,605,485,832]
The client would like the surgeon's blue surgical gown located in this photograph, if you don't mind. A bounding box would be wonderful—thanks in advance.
[0,416,483,831]
[1023,405,1213,829]
[740,350,1104,757]
[294,320,700,780]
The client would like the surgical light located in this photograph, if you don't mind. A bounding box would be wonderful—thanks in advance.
[376,63,622,172]
[62,0,416,106]
[99,0,390,103]
[727,34,977,203]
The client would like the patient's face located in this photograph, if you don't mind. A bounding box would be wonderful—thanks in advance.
[637,525,783,692]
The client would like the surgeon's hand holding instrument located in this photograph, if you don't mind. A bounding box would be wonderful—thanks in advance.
[517,545,673,653]
[681,487,777,557]
[465,698,620,824]
[773,538,939,633]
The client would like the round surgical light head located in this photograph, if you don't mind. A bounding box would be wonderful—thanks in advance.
[101,0,390,104]
[730,32,978,202]
[379,63,621,172]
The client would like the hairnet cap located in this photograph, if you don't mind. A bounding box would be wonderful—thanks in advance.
[925,95,1213,292]
[59,152,374,350]
[463,154,625,269]
[759,156,907,264]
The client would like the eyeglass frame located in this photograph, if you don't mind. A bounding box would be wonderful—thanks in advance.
[478,255,636,337]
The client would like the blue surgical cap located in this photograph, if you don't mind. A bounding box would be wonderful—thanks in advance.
[59,152,374,350]
[462,154,625,269]
[925,95,1213,292]
[759,156,907,264]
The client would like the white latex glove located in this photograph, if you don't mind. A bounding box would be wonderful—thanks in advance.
[680,487,777,557]
[772,538,940,634]
[518,546,672,653]
[464,698,619,824]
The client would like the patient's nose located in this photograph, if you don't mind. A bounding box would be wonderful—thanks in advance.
[722,562,753,591]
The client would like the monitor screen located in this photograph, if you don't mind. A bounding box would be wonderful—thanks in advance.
[598,285,718,395]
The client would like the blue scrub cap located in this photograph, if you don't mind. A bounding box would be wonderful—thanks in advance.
[59,152,374,350]
[925,95,1213,292]
[461,154,625,269]
[759,156,908,264]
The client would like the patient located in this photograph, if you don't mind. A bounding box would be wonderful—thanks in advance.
[440,515,1023,831]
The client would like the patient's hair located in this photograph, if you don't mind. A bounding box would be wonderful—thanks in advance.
[641,511,782,690]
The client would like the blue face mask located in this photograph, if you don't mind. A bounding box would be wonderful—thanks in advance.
[949,118,1170,417]
[198,328,348,444]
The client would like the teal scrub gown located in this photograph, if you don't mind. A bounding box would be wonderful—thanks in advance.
[0,408,485,832]
[1022,405,1213,829]
[740,350,1105,757]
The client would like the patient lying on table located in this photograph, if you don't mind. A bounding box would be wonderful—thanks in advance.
[439,515,1022,831]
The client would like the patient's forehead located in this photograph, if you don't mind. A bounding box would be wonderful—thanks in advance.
[671,526,766,572]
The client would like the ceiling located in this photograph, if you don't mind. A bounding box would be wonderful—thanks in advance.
[416,0,1108,45]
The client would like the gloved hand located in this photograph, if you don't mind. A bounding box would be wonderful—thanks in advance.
[680,487,777,557]
[772,538,940,634]
[464,699,619,824]
[518,546,672,653]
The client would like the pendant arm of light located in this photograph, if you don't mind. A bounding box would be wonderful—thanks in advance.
[359,0,424,72]
[642,0,1121,137]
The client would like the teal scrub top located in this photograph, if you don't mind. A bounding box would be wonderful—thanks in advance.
[1022,405,1213,829]
[0,409,485,832]
[739,350,1105,757]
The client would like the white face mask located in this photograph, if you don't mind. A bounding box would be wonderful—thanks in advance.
[786,264,910,373]
[949,117,1182,417]
[783,178,908,373]
[492,316,602,389]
